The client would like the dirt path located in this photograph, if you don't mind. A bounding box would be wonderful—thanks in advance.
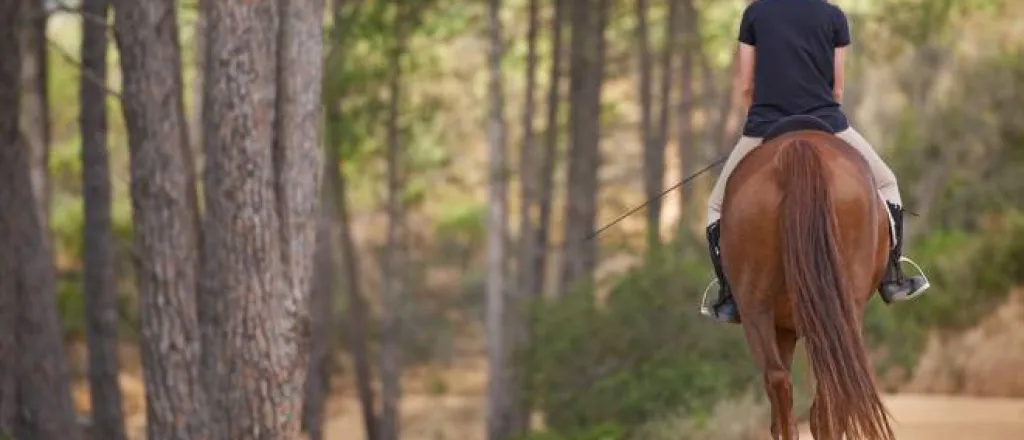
[320,393,1024,440]
[800,393,1024,439]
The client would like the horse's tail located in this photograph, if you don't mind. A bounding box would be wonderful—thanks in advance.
[777,140,895,440]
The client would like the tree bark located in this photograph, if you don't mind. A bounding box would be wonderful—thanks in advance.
[281,0,327,438]
[652,0,678,242]
[635,0,661,251]
[512,0,541,432]
[676,0,696,226]
[80,1,128,439]
[112,0,209,438]
[0,4,18,429]
[380,2,407,438]
[559,0,605,296]
[535,0,566,299]
[201,0,323,436]
[19,0,51,234]
[324,3,381,432]
[0,3,80,439]
[302,167,336,440]
[485,0,511,437]
[332,114,381,440]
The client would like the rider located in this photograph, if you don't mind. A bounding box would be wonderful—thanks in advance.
[701,0,930,323]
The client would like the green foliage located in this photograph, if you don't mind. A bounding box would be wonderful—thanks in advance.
[527,247,756,435]
[862,213,1024,376]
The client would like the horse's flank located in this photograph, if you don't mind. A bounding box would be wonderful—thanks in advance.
[720,131,894,440]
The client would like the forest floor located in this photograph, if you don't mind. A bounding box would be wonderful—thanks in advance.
[67,291,1024,440]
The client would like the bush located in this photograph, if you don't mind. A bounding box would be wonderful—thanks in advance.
[525,247,759,435]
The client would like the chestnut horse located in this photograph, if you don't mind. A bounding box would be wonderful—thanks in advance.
[719,118,896,440]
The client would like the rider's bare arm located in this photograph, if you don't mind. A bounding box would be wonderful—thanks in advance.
[739,42,755,110]
[834,46,847,104]
[832,6,852,105]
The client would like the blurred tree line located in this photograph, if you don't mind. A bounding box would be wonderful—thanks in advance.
[0,0,1022,439]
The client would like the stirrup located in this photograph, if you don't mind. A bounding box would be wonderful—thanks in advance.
[898,256,931,293]
[699,276,719,316]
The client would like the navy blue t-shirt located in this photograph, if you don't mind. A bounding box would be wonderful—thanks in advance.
[738,0,852,137]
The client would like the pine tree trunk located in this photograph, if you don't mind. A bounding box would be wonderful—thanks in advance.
[275,0,324,432]
[535,0,566,299]
[677,0,697,226]
[80,0,128,438]
[302,164,336,440]
[635,0,661,251]
[333,121,381,440]
[1,4,80,438]
[200,0,323,436]
[559,0,605,296]
[112,0,209,438]
[0,5,19,428]
[485,0,510,436]
[380,2,407,437]
[19,0,51,234]
[512,0,541,432]
[323,1,381,436]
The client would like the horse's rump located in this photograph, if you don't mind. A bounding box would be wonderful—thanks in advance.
[721,132,895,440]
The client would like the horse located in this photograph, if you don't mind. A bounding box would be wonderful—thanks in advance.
[718,115,896,440]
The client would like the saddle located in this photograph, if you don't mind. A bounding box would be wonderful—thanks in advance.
[762,114,835,143]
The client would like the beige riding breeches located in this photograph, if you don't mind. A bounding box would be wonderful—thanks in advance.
[706,127,902,225]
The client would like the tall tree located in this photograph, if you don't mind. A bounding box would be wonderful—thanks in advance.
[512,0,542,432]
[559,0,606,296]
[80,0,128,439]
[485,0,511,437]
[635,0,660,250]
[535,0,566,298]
[0,4,14,419]
[321,2,380,438]
[676,0,697,225]
[0,2,80,439]
[200,0,323,436]
[112,0,209,438]
[334,109,381,440]
[302,156,337,440]
[19,0,51,232]
[380,1,407,437]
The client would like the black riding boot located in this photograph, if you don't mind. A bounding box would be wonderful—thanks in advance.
[702,220,740,324]
[878,202,930,303]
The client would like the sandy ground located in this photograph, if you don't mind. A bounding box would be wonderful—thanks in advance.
[798,393,1024,439]
[316,393,1024,440]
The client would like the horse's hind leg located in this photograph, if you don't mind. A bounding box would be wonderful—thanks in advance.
[741,314,798,440]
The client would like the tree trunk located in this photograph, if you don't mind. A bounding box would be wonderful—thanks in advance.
[652,0,678,240]
[535,0,566,299]
[676,0,696,227]
[80,1,128,439]
[512,0,541,432]
[275,0,324,431]
[201,0,323,436]
[0,4,80,439]
[485,0,512,437]
[559,0,605,296]
[19,0,51,234]
[333,117,381,440]
[635,0,661,251]
[321,1,380,437]
[302,168,336,440]
[278,1,328,438]
[380,2,407,438]
[112,0,209,438]
[0,4,19,429]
